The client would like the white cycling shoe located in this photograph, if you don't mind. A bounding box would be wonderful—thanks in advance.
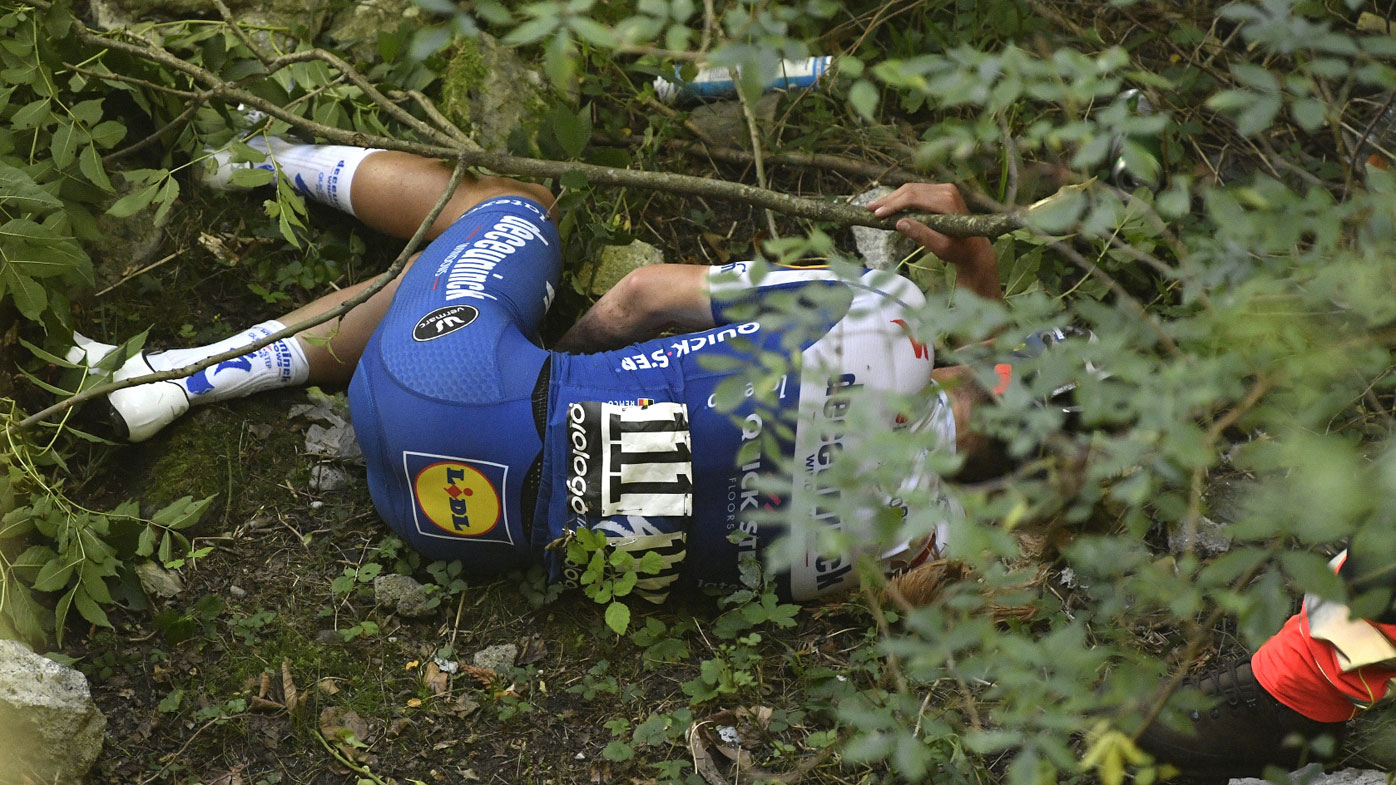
[66,333,190,443]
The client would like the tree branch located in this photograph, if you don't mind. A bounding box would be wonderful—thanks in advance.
[53,7,1023,238]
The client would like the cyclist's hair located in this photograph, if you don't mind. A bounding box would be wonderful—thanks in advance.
[948,377,1013,482]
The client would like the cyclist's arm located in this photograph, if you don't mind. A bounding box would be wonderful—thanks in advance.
[553,264,713,352]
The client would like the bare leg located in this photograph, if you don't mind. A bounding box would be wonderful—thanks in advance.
[347,151,554,242]
[281,152,556,383]
[86,150,556,440]
[279,253,416,386]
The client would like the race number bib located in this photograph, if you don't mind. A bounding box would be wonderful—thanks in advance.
[565,401,693,517]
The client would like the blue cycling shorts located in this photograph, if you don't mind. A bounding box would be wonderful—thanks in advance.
[349,196,558,572]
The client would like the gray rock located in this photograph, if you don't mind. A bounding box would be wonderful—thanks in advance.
[849,187,920,272]
[1169,475,1252,556]
[88,0,333,45]
[291,391,362,462]
[1166,515,1234,557]
[309,464,351,494]
[134,560,184,598]
[327,0,421,63]
[687,93,780,144]
[439,34,548,153]
[0,640,107,785]
[373,574,437,618]
[579,240,666,298]
[1230,766,1387,785]
[472,643,518,674]
[304,423,361,461]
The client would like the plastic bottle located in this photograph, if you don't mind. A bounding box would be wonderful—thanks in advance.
[653,56,832,103]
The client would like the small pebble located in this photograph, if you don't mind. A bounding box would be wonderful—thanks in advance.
[228,585,247,598]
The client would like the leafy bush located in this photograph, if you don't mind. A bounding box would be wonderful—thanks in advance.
[5,0,1396,783]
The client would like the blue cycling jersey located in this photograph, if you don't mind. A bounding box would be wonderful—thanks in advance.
[349,197,958,601]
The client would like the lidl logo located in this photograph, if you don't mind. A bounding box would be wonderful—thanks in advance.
[403,452,513,545]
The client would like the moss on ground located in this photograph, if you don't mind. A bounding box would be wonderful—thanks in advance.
[439,38,487,130]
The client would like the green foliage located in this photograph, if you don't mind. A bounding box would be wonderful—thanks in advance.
[563,524,666,634]
[0,0,445,648]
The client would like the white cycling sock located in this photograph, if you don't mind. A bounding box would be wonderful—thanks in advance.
[248,136,380,216]
[145,320,310,405]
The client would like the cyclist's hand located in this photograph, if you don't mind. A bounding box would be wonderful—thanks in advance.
[866,183,1000,299]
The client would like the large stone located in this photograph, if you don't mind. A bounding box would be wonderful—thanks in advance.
[326,0,421,64]
[687,93,780,145]
[439,34,548,153]
[578,240,665,298]
[87,0,326,36]
[88,0,333,39]
[471,643,518,674]
[849,186,920,272]
[1168,474,1247,556]
[0,640,107,785]
[135,560,184,598]
[373,574,437,618]
[1231,767,1387,785]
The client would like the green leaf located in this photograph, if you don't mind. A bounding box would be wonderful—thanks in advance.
[1024,187,1086,234]
[158,688,185,713]
[51,121,79,169]
[0,161,62,210]
[78,144,114,192]
[543,29,575,89]
[601,740,635,762]
[107,182,160,218]
[0,508,34,540]
[80,561,113,604]
[849,79,879,121]
[137,525,156,557]
[89,120,126,149]
[1235,93,1282,136]
[636,551,663,574]
[553,105,590,160]
[568,16,615,48]
[14,545,57,569]
[604,600,631,635]
[1231,63,1278,92]
[613,569,637,597]
[503,14,559,46]
[32,556,74,591]
[228,167,274,188]
[74,587,112,628]
[151,495,213,530]
[53,588,74,646]
[11,97,52,130]
[0,576,47,646]
[1290,98,1326,132]
[71,98,104,126]
[2,269,47,321]
[152,177,180,225]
